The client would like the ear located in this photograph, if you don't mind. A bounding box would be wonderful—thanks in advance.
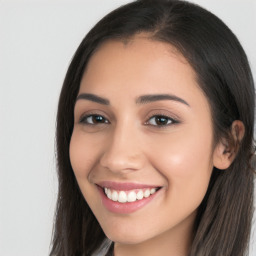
[213,120,245,170]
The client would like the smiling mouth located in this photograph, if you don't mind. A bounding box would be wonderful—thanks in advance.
[103,187,161,203]
[97,182,162,213]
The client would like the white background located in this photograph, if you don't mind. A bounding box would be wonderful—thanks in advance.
[0,0,255,255]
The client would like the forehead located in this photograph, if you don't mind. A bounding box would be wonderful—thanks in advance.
[79,35,208,109]
[86,35,190,76]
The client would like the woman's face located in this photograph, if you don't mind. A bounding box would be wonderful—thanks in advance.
[70,36,219,246]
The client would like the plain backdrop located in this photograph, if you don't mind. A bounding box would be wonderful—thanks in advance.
[0,0,256,255]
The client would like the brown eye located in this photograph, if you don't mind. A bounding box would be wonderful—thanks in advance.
[80,115,109,125]
[147,115,177,126]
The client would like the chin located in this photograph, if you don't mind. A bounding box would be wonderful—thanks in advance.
[107,233,148,245]
[102,223,158,245]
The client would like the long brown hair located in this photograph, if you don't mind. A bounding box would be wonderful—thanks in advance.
[50,0,255,255]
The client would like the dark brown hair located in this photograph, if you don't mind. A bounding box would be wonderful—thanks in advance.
[50,0,255,255]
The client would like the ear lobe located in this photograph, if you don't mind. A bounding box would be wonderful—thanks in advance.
[213,120,245,170]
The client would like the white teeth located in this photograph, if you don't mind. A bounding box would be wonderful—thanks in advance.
[104,187,158,203]
[150,188,156,194]
[144,189,150,198]
[118,191,127,203]
[127,191,137,202]
[107,189,112,199]
[136,190,144,200]
[112,190,118,201]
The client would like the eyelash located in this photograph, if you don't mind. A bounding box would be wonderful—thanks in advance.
[79,114,110,125]
[145,115,179,127]
[79,113,179,127]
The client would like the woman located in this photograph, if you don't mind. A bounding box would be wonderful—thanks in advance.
[50,0,255,255]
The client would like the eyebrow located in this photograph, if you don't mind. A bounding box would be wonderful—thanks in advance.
[75,93,190,107]
[76,93,110,105]
[136,94,190,106]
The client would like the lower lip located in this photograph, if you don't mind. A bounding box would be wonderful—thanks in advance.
[98,186,160,214]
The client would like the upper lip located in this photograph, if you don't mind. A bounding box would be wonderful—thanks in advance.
[97,181,161,190]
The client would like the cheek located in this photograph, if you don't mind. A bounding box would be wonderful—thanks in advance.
[147,126,214,206]
[69,131,105,222]
[69,130,99,179]
[149,127,213,170]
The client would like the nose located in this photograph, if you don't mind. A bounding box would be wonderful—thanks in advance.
[100,123,145,174]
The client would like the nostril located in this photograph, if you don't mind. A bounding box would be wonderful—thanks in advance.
[99,150,143,173]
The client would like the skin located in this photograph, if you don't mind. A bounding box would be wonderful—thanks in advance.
[69,35,236,256]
